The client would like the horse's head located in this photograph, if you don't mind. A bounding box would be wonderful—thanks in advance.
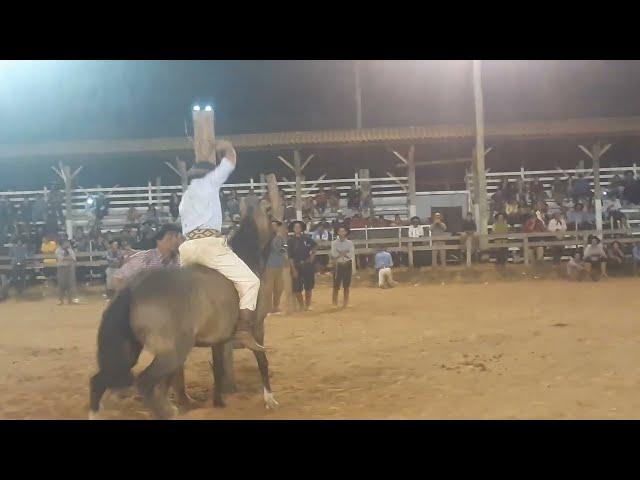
[231,195,273,276]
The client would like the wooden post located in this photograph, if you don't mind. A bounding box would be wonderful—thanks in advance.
[354,60,362,129]
[63,165,73,239]
[192,107,216,165]
[177,158,188,193]
[359,168,371,216]
[294,150,303,221]
[523,236,530,266]
[466,235,472,267]
[408,239,414,268]
[407,145,417,218]
[592,141,603,234]
[472,60,489,251]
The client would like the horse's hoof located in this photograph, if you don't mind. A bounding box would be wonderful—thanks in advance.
[264,389,280,410]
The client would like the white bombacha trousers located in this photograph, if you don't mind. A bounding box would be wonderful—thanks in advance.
[378,267,394,288]
[179,236,260,311]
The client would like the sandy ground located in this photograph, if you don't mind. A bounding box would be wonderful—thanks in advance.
[1,272,640,420]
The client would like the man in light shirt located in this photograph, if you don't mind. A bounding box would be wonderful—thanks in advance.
[330,225,355,308]
[547,212,567,265]
[407,216,424,238]
[178,140,263,352]
[375,247,396,288]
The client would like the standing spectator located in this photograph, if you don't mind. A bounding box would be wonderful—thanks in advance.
[408,216,424,238]
[328,185,340,213]
[547,212,567,265]
[567,202,591,230]
[288,220,317,311]
[375,247,395,288]
[551,176,568,205]
[570,173,593,205]
[331,225,354,308]
[567,252,588,281]
[126,206,142,226]
[9,237,29,296]
[263,221,287,314]
[105,240,124,298]
[430,212,447,268]
[32,194,47,223]
[55,239,78,305]
[492,213,510,268]
[460,212,477,264]
[314,186,328,215]
[169,193,181,222]
[584,235,608,280]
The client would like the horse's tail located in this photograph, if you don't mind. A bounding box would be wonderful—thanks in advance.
[95,286,141,389]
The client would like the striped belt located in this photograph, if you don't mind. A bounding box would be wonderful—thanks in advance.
[185,228,224,240]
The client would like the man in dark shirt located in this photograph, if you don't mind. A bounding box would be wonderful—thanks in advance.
[287,220,317,311]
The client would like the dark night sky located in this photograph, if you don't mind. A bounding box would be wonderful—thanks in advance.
[2,60,640,190]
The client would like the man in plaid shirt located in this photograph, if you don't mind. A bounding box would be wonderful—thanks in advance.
[112,224,182,289]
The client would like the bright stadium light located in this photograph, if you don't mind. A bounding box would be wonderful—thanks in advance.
[204,105,213,112]
[86,197,94,206]
[193,105,201,112]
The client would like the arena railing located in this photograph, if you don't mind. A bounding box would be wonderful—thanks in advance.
[1,228,638,272]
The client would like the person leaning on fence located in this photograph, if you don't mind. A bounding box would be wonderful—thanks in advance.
[583,235,608,280]
[263,220,287,314]
[430,212,447,268]
[607,240,626,276]
[492,213,510,267]
[331,225,355,308]
[375,247,395,289]
[55,239,78,305]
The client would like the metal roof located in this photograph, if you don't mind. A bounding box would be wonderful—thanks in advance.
[1,116,640,160]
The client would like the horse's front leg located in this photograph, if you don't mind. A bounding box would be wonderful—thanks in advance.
[221,341,237,393]
[253,351,279,409]
[210,342,227,408]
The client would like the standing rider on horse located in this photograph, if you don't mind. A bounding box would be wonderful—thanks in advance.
[178,140,265,352]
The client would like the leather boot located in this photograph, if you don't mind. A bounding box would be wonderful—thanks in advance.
[235,309,266,352]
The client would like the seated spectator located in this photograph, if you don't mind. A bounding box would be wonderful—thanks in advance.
[505,198,520,226]
[571,173,593,204]
[622,171,640,205]
[314,186,328,215]
[377,215,391,227]
[407,216,424,238]
[143,205,159,226]
[311,223,330,242]
[367,215,379,228]
[390,214,405,227]
[607,240,626,275]
[567,252,588,281]
[328,185,340,213]
[609,174,625,198]
[491,187,505,216]
[93,233,108,252]
[523,212,546,262]
[375,247,396,289]
[583,235,607,280]
[73,227,89,251]
[529,178,546,203]
[349,214,367,229]
[302,196,314,218]
[551,176,568,204]
[126,206,142,225]
[137,222,157,250]
[332,212,346,230]
[567,202,592,230]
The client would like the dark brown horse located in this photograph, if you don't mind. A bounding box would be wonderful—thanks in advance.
[89,197,277,419]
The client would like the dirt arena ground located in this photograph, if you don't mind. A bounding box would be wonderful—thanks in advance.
[2,271,640,419]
